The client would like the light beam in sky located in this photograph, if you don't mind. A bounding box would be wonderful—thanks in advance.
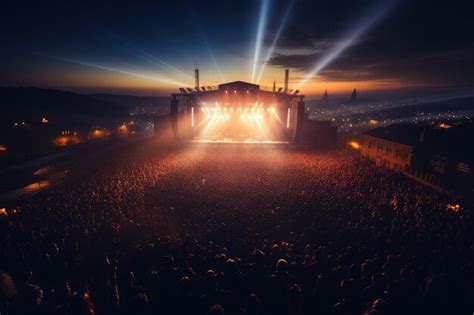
[105,33,193,81]
[59,58,192,87]
[256,0,295,84]
[251,0,271,83]
[296,0,399,89]
[134,50,193,81]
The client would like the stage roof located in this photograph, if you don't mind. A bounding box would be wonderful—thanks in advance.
[218,81,259,91]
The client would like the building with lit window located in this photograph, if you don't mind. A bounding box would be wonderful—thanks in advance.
[361,124,421,171]
[361,123,474,199]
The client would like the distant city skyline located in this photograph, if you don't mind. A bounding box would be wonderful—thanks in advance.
[1,0,474,96]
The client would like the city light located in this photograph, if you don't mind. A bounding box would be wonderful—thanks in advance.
[369,119,379,125]
[41,117,49,123]
[33,167,50,176]
[91,129,107,138]
[54,135,80,147]
[438,123,452,129]
[118,123,129,135]
[446,203,461,213]
[0,145,7,153]
[13,122,26,127]
[348,140,361,150]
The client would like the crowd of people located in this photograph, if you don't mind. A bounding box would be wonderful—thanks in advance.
[0,142,473,314]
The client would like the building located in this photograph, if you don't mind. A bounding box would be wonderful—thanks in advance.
[425,123,474,193]
[321,89,329,107]
[350,89,357,103]
[361,123,474,198]
[361,124,421,171]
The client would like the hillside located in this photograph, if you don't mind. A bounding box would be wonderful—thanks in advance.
[0,87,129,122]
[91,93,170,110]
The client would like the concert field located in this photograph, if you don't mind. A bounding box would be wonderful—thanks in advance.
[1,140,471,314]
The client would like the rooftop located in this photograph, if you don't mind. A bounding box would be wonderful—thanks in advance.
[364,124,424,146]
[218,81,260,91]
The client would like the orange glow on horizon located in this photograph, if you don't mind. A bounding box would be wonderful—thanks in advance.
[27,61,420,96]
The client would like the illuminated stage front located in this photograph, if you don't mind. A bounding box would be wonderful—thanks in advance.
[168,71,306,144]
[193,104,289,143]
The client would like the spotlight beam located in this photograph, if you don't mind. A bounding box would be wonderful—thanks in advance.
[296,0,398,89]
[133,50,193,81]
[186,5,226,83]
[59,58,192,87]
[104,32,193,81]
[201,35,226,84]
[251,0,271,83]
[256,0,295,84]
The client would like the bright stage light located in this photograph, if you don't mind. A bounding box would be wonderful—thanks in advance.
[295,0,398,89]
[251,0,271,83]
[286,108,291,128]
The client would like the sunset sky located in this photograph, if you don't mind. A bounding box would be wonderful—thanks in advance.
[1,0,473,96]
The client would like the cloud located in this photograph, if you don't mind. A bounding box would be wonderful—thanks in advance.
[264,0,474,86]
